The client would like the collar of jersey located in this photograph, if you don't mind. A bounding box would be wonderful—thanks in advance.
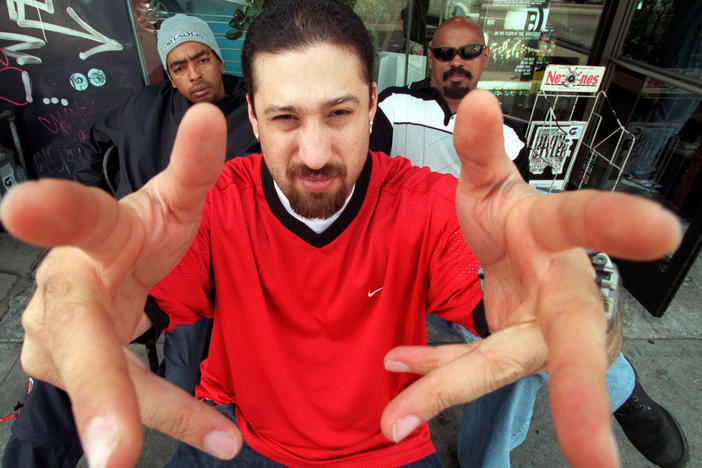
[260,154,372,248]
[409,78,455,126]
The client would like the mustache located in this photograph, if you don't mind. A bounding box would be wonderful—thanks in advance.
[287,162,346,179]
[188,80,210,92]
[443,68,473,80]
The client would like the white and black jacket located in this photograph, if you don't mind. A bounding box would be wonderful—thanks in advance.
[370,78,529,181]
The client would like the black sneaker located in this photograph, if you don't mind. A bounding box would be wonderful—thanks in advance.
[614,380,689,467]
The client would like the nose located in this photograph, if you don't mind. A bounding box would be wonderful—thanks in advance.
[298,120,332,170]
[449,53,464,67]
[185,62,203,81]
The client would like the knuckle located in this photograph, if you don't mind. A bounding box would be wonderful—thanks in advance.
[432,390,459,415]
[473,341,535,392]
[483,353,527,388]
[42,274,73,310]
[424,373,464,414]
[145,400,199,442]
[19,340,41,375]
[20,341,60,386]
[21,301,44,337]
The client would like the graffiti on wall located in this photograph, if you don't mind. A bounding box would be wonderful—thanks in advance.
[2,0,123,66]
[0,47,32,105]
[0,0,145,179]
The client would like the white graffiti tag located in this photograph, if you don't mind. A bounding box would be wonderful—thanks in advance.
[2,0,124,65]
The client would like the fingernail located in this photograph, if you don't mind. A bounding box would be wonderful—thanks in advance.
[392,415,420,442]
[385,360,411,373]
[84,416,119,468]
[204,430,239,459]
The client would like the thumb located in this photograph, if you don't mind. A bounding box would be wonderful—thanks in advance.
[156,102,227,217]
[455,90,516,193]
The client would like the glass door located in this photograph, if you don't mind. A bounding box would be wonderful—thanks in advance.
[594,0,702,316]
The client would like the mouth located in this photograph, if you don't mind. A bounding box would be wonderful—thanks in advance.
[298,175,336,193]
[444,69,473,83]
[190,82,212,99]
[288,162,346,196]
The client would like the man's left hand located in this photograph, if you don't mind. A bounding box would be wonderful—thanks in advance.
[381,90,680,468]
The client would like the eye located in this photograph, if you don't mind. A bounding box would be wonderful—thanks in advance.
[271,114,300,128]
[172,65,184,75]
[329,108,352,119]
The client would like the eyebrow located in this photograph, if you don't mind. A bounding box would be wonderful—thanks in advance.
[263,94,360,115]
[168,49,210,69]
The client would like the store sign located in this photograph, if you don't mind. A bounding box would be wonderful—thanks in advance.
[503,7,548,32]
[540,65,606,93]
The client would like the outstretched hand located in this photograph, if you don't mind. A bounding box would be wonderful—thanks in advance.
[0,104,242,467]
[380,91,680,467]
[1,93,681,468]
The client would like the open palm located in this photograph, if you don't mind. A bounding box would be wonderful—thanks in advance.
[2,104,242,467]
[381,91,680,468]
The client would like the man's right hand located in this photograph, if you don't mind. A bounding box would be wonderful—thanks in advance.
[1,104,242,467]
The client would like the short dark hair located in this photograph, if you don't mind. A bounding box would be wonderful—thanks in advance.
[242,0,375,109]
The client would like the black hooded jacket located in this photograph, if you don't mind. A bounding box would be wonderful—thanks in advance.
[73,74,258,199]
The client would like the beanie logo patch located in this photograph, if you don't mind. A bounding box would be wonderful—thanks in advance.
[166,32,206,48]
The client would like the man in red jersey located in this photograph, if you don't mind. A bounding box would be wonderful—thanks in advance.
[0,1,681,467]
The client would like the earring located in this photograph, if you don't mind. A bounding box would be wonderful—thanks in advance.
[369,120,374,134]
[255,133,260,141]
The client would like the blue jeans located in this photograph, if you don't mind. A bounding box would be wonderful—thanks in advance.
[437,318,635,468]
[157,316,213,394]
[167,402,443,467]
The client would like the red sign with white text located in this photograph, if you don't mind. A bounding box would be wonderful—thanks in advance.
[540,65,606,93]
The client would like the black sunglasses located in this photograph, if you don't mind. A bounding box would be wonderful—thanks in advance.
[430,44,486,61]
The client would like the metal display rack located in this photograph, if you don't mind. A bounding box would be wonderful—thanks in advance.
[525,89,635,193]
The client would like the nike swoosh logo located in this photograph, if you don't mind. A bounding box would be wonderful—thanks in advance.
[368,287,384,297]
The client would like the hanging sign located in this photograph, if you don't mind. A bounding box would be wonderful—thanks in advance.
[540,65,606,93]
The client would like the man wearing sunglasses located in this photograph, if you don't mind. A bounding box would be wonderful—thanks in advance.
[427,41,488,113]
[371,15,687,468]
[371,16,528,179]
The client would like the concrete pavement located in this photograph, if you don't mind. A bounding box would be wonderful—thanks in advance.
[0,230,699,467]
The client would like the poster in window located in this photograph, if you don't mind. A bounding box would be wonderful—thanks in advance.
[480,0,551,81]
[527,120,587,190]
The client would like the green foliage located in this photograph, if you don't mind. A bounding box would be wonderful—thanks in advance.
[226,0,365,41]
[225,1,274,40]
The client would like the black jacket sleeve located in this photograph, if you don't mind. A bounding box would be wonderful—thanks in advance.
[72,109,124,191]
[369,107,394,155]
[132,295,170,344]
[72,87,143,192]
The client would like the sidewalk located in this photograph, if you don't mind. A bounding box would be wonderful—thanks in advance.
[1,231,699,467]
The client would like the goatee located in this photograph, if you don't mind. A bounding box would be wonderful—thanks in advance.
[443,85,470,100]
[442,67,472,100]
[285,162,349,219]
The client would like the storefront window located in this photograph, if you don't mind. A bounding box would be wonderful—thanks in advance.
[620,0,702,77]
[475,0,605,117]
[607,0,702,223]
[135,0,607,116]
[605,65,702,314]
[363,0,606,119]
